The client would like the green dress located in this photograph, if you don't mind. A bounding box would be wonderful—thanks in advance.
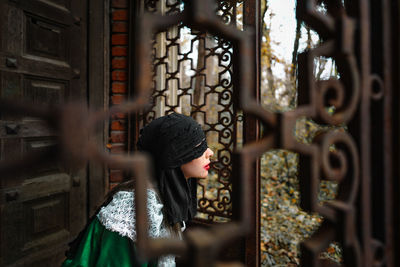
[62,190,174,267]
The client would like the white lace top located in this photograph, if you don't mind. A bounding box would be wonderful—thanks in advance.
[97,190,175,267]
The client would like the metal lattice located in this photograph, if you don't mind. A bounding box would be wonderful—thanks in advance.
[138,0,245,222]
[288,0,396,266]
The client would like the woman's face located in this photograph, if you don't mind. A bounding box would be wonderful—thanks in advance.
[181,148,214,179]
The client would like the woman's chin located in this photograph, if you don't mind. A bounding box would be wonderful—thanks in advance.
[194,172,208,179]
[200,171,209,178]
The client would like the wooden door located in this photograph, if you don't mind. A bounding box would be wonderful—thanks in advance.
[0,0,87,266]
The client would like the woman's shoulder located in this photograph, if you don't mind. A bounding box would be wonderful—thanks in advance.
[96,188,165,241]
[98,188,163,218]
[106,188,162,205]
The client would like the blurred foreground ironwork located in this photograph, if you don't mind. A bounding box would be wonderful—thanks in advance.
[0,0,399,266]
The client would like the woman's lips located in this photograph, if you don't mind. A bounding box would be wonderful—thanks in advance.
[204,164,210,170]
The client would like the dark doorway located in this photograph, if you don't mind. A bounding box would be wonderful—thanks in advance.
[0,0,90,265]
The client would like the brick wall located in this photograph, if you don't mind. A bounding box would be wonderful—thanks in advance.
[109,0,129,189]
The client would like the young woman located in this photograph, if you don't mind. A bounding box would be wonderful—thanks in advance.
[62,113,214,267]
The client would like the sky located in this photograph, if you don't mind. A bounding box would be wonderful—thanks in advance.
[265,0,334,82]
[267,0,297,64]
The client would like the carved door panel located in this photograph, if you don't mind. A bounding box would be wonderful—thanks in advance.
[0,0,87,266]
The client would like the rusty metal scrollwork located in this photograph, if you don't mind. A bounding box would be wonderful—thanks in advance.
[286,0,395,266]
[286,0,363,265]
[1,0,396,266]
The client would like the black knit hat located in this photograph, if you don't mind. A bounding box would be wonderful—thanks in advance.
[137,113,207,169]
[137,113,208,225]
